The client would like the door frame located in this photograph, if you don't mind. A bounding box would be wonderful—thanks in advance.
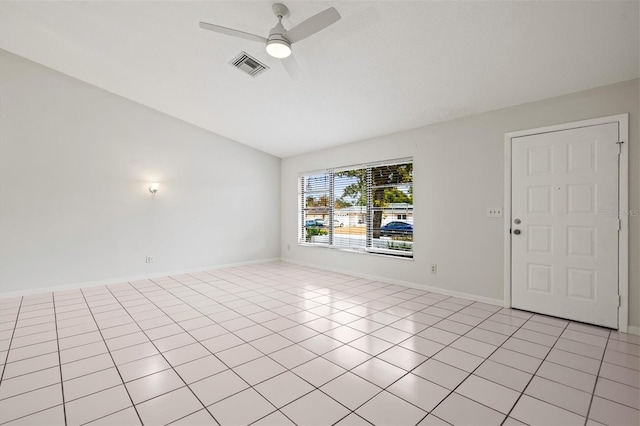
[503,114,629,332]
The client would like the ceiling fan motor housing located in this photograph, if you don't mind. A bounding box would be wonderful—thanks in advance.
[266,19,291,58]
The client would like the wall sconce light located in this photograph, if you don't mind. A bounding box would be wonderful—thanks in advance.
[149,183,160,195]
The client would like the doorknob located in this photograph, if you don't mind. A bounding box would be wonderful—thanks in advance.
[513,229,521,235]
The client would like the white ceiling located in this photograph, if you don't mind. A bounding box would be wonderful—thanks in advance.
[1,1,638,158]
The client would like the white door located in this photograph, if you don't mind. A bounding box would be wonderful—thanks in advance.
[511,123,620,328]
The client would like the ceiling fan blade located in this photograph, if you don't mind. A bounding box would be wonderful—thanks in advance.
[284,7,341,44]
[282,55,301,80]
[199,22,267,44]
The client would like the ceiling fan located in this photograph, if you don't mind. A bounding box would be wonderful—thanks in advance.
[199,3,341,72]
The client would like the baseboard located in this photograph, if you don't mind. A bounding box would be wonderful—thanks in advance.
[0,257,281,299]
[281,257,505,307]
[627,326,640,336]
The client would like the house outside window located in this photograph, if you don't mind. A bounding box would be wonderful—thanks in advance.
[299,159,413,258]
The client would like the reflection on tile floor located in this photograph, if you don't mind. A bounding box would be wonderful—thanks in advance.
[0,262,638,425]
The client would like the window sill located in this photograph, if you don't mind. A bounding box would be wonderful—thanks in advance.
[297,242,414,260]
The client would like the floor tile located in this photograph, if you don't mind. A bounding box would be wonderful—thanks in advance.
[262,317,297,332]
[270,344,317,369]
[0,366,60,400]
[293,357,346,387]
[136,387,203,426]
[418,327,459,345]
[250,333,293,354]
[502,336,551,359]
[126,368,184,404]
[511,394,584,425]
[349,335,394,356]
[13,404,66,425]
[189,369,248,406]
[357,390,427,426]
[254,371,314,408]
[412,359,469,390]
[233,356,286,385]
[377,345,427,371]
[86,407,141,425]
[1,264,637,426]
[234,324,273,341]
[598,361,640,388]
[352,357,406,388]
[595,377,640,409]
[216,343,263,367]
[61,353,114,381]
[0,383,63,424]
[252,411,296,426]
[3,352,59,380]
[433,393,505,425]
[105,331,149,352]
[474,359,532,392]
[278,325,318,343]
[417,414,452,425]
[65,384,132,425]
[321,371,382,409]
[588,395,640,426]
[432,347,484,372]
[153,332,196,352]
[64,367,122,401]
[170,409,217,425]
[323,345,371,370]
[398,335,445,358]
[489,348,542,374]
[117,353,170,382]
[200,333,244,353]
[464,327,509,346]
[456,374,520,414]
[7,340,59,363]
[110,342,158,365]
[163,343,209,367]
[603,348,640,371]
[546,348,601,374]
[174,355,226,384]
[281,390,350,426]
[208,388,275,425]
[387,373,449,411]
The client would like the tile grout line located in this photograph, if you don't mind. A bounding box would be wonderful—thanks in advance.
[499,319,572,425]
[0,296,24,384]
[51,293,68,426]
[583,329,612,424]
[76,287,145,426]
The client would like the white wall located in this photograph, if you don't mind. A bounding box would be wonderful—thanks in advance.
[0,50,281,294]
[281,79,640,329]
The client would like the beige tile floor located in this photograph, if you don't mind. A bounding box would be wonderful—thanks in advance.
[0,262,638,425]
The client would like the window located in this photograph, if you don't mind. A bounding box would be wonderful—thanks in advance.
[299,159,413,257]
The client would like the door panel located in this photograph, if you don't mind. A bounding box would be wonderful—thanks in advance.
[511,123,619,328]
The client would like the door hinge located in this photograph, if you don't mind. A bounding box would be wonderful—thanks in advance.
[618,294,622,307]
[616,141,624,154]
[618,219,622,231]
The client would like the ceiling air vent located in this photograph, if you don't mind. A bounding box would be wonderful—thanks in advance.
[230,52,269,77]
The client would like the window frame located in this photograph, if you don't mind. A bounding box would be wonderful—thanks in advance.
[298,158,413,259]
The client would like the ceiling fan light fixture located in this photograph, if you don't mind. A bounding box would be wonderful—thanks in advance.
[266,39,291,58]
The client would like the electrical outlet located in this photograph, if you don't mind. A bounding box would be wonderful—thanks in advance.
[430,264,437,274]
[287,244,291,251]
[487,208,503,218]
[146,256,155,263]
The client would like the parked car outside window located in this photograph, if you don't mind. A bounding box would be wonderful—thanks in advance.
[305,219,325,228]
[379,221,413,236]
